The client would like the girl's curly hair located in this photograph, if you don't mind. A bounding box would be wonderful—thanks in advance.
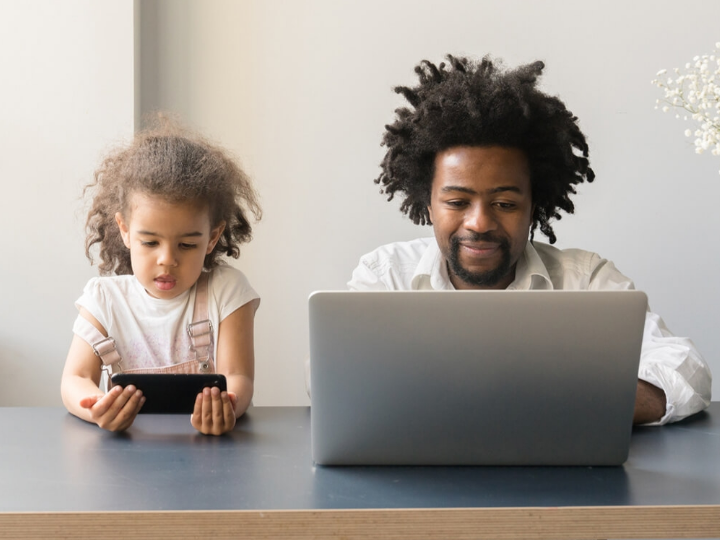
[84,120,261,275]
[376,54,594,243]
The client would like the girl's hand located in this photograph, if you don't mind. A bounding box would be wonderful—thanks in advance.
[190,387,237,435]
[80,384,145,432]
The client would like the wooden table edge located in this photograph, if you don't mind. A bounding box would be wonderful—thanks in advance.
[1,504,719,539]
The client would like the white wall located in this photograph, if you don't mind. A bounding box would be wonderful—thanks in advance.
[138,0,720,406]
[3,0,719,408]
[0,0,135,405]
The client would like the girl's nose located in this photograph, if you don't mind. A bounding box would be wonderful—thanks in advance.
[157,247,178,267]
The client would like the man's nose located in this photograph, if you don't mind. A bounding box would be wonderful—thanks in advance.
[464,203,497,233]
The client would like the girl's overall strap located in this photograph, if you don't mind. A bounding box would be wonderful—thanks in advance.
[72,315,122,373]
[187,272,212,372]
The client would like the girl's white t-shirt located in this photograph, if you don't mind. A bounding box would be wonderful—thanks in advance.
[74,265,259,371]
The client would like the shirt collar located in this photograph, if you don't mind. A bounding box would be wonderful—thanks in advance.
[411,238,553,291]
[411,238,454,290]
[507,241,554,290]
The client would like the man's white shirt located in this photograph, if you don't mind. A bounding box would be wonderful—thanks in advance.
[347,237,712,425]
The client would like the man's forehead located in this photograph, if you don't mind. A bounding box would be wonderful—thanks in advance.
[436,145,528,166]
[433,146,530,183]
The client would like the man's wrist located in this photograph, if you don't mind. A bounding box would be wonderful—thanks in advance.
[633,379,667,424]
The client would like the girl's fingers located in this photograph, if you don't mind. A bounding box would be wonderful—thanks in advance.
[79,395,103,409]
[201,387,213,432]
[134,394,146,416]
[190,392,203,430]
[228,391,238,409]
[91,385,124,417]
[94,386,137,428]
[222,391,236,429]
[211,387,224,426]
[113,390,144,431]
[191,387,235,435]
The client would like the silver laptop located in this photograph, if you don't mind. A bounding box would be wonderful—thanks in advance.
[309,290,647,466]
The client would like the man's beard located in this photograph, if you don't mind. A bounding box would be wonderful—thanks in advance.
[447,232,513,288]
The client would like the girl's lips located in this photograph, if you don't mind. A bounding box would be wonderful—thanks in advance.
[154,276,177,291]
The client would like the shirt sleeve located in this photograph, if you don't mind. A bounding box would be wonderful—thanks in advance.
[74,277,111,334]
[589,258,712,425]
[210,265,261,321]
[347,256,390,291]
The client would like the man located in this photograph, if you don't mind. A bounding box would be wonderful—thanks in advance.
[349,55,711,425]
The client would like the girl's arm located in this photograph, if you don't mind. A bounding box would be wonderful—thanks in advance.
[191,299,258,435]
[61,308,144,430]
[217,299,258,416]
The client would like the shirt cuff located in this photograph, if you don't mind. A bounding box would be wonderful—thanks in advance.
[638,363,700,425]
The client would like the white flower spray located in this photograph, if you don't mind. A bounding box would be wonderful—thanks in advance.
[652,42,720,173]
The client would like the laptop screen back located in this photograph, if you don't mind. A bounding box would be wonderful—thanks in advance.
[309,290,647,466]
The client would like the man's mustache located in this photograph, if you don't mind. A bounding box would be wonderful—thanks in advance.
[450,232,510,248]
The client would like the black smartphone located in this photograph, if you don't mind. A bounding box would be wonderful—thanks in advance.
[110,373,227,414]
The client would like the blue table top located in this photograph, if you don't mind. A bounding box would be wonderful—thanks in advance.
[1,404,718,512]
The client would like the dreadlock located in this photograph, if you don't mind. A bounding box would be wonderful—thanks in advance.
[376,54,594,243]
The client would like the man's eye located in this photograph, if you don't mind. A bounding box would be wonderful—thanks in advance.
[446,200,468,208]
[495,202,516,210]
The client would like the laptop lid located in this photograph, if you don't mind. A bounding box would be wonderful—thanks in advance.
[309,290,647,466]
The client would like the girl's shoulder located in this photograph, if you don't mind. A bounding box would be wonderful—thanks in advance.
[207,264,259,317]
[207,264,254,291]
[75,275,143,330]
[81,274,140,300]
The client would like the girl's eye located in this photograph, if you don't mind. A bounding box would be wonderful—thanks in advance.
[141,241,158,247]
[179,243,197,250]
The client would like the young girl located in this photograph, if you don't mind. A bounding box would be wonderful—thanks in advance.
[61,122,261,436]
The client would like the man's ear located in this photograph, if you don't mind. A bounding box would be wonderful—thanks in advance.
[115,213,131,248]
[207,220,226,254]
[427,204,434,225]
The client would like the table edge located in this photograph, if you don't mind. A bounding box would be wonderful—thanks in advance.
[1,504,719,539]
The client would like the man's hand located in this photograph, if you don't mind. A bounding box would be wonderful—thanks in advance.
[79,384,145,432]
[190,387,238,435]
[633,380,666,424]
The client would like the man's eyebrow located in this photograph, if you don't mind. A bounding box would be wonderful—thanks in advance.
[137,230,204,237]
[440,186,476,195]
[440,185,523,195]
[487,186,523,194]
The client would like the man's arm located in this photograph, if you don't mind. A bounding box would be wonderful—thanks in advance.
[347,257,391,291]
[590,259,712,424]
[636,311,711,424]
[633,379,666,424]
